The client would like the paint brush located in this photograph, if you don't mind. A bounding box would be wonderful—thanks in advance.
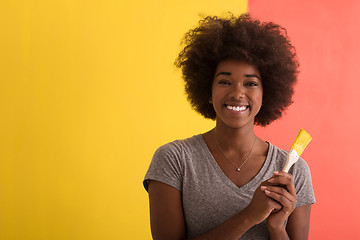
[282,129,312,173]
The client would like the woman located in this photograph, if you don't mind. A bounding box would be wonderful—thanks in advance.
[143,14,315,240]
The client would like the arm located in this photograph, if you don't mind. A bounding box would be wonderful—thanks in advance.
[148,180,282,240]
[286,205,311,240]
[148,180,186,240]
[261,172,312,240]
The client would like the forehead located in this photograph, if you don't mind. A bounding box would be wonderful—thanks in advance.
[215,59,261,78]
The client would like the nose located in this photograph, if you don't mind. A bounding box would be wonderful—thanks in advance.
[230,83,245,99]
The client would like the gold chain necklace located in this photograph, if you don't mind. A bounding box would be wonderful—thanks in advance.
[211,131,257,172]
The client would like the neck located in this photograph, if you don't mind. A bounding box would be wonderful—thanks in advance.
[212,121,257,154]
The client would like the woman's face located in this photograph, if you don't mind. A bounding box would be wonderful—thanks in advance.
[211,59,263,130]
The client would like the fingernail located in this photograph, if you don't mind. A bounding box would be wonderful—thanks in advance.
[268,178,274,183]
[274,171,280,174]
[265,190,271,194]
[261,186,267,190]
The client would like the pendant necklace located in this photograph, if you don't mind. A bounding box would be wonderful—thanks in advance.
[211,131,257,172]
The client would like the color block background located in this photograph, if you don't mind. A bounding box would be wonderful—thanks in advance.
[1,0,359,239]
[249,1,360,239]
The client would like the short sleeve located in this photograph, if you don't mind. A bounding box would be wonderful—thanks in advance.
[290,158,316,207]
[143,141,184,192]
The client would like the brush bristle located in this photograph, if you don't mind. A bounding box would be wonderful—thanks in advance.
[291,129,312,156]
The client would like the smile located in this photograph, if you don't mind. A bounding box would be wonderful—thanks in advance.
[225,104,248,112]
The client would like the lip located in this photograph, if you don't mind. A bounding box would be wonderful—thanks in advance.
[224,103,249,112]
[224,100,249,105]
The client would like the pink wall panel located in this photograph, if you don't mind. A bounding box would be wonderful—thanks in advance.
[250,0,360,239]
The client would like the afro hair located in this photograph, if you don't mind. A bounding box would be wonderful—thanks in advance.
[175,14,299,126]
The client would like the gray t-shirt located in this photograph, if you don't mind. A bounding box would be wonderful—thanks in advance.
[144,134,315,239]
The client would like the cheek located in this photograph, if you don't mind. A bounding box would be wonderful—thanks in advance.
[258,89,263,102]
[254,91,263,108]
[211,88,223,103]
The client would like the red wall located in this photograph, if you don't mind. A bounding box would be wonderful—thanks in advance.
[250,0,360,239]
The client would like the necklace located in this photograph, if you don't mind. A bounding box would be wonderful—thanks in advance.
[211,131,257,172]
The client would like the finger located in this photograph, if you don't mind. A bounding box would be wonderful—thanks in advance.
[266,185,296,200]
[267,171,296,195]
[261,185,296,202]
[262,186,297,211]
[267,196,283,212]
[265,190,292,212]
[267,171,292,185]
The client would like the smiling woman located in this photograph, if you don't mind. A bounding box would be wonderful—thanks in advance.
[143,14,315,240]
[211,60,263,130]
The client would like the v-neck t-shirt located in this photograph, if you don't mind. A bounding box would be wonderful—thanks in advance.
[143,134,315,239]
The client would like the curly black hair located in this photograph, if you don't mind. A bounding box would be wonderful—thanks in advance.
[175,14,299,126]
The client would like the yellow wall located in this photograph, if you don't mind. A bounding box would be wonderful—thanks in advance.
[0,1,247,239]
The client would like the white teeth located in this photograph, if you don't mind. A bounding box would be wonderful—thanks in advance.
[226,105,247,111]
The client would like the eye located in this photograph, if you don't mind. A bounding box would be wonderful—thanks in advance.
[245,81,260,87]
[218,79,231,86]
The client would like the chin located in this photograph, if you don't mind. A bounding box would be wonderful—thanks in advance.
[217,118,255,130]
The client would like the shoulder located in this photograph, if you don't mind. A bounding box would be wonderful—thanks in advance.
[269,143,315,206]
[267,143,311,172]
[152,134,205,171]
[154,134,203,159]
[266,142,287,169]
[266,143,313,188]
[144,134,204,192]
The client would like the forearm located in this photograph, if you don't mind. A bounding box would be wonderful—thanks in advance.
[189,210,255,240]
[268,225,290,240]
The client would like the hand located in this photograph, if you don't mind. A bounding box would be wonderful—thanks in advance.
[243,181,282,225]
[261,171,297,232]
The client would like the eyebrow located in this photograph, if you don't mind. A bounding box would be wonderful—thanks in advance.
[215,72,261,80]
[215,72,231,77]
[245,74,261,80]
